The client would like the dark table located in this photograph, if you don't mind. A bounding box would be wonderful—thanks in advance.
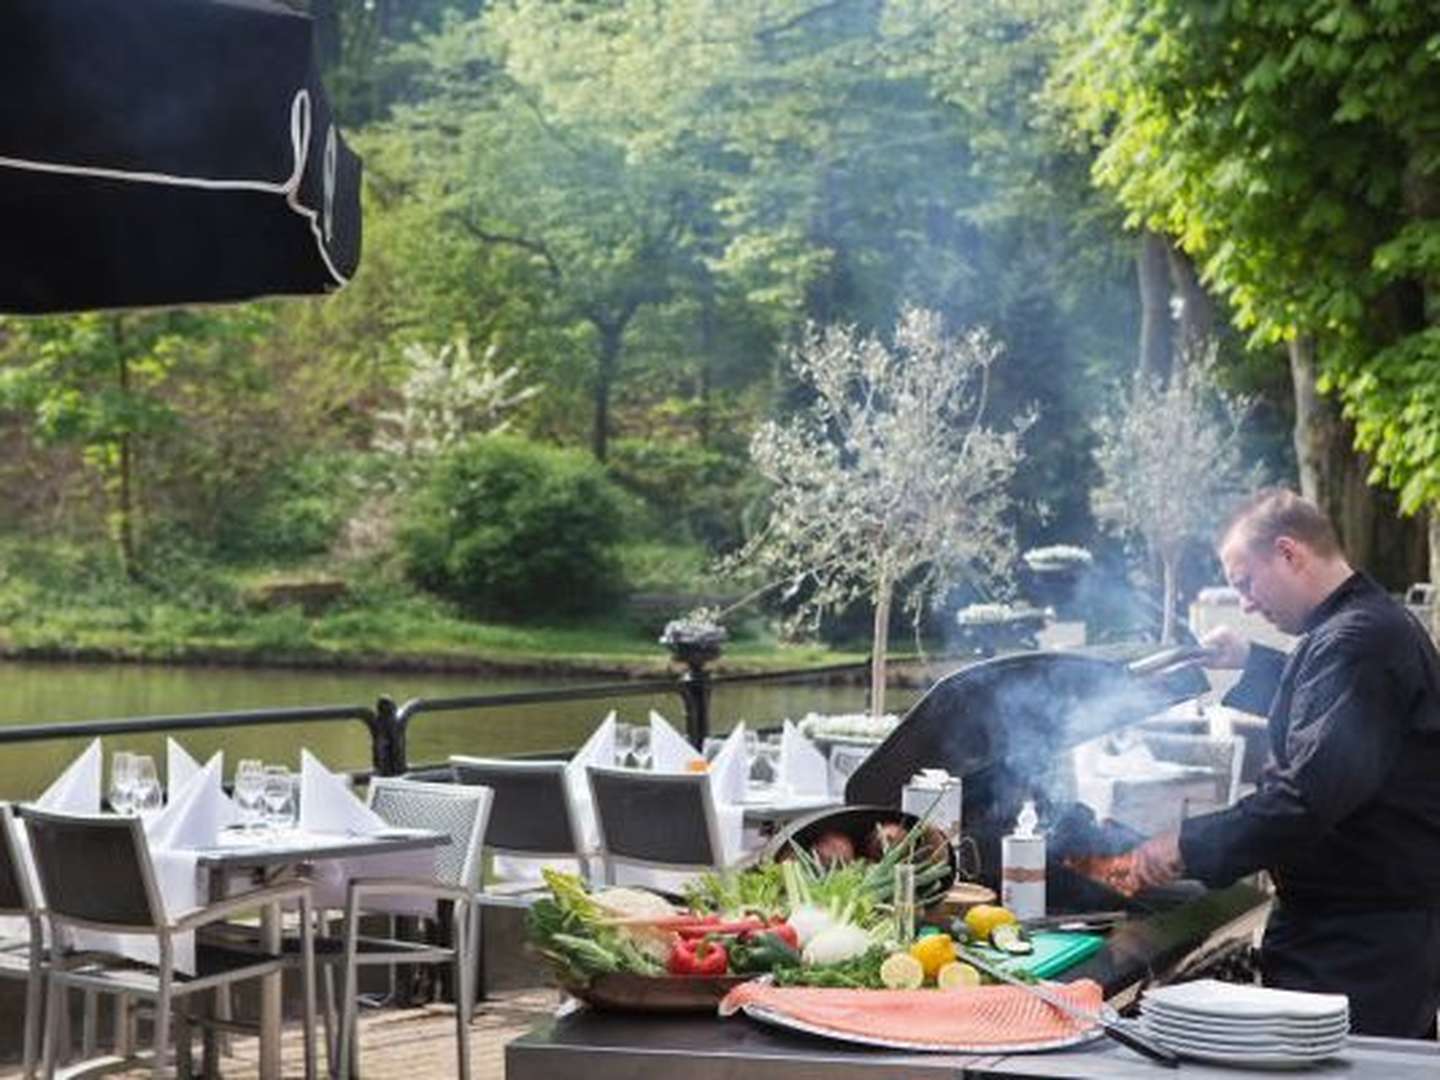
[506,1007,1440,1080]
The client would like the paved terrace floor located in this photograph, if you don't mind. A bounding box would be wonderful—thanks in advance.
[0,988,557,1080]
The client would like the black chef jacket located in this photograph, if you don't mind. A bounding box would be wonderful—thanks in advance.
[1179,572,1440,1037]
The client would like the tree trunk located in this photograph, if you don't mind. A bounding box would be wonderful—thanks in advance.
[111,317,137,579]
[1288,335,1426,587]
[1166,243,1214,362]
[1160,552,1177,645]
[591,322,623,462]
[1430,514,1440,641]
[869,577,893,720]
[1137,230,1173,382]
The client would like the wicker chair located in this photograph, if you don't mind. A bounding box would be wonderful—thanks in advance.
[335,777,492,1080]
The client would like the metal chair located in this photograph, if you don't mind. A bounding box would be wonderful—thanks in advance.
[0,803,43,1079]
[585,766,728,885]
[335,777,492,1080]
[20,806,317,1080]
[449,757,593,894]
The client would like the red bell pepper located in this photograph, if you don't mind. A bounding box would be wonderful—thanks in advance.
[667,937,729,976]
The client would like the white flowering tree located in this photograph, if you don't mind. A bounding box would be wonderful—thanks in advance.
[1092,345,1259,643]
[374,337,539,482]
[730,307,1027,717]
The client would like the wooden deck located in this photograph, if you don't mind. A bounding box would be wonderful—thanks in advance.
[0,988,556,1080]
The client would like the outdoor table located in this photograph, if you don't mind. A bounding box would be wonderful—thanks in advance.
[195,827,445,1080]
[506,1006,1440,1080]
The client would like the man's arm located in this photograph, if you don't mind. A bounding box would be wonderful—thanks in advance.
[1178,631,1407,887]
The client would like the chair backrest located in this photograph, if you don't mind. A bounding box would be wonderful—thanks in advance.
[20,807,161,930]
[0,803,34,916]
[450,757,583,860]
[367,777,493,891]
[585,766,724,873]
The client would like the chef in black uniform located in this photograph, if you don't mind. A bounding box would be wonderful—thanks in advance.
[1133,487,1440,1038]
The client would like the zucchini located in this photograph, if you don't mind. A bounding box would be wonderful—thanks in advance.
[991,922,1034,955]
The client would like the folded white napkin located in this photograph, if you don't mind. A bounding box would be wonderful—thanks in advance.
[564,711,615,851]
[40,738,102,812]
[165,739,238,827]
[299,749,387,836]
[781,720,830,796]
[707,722,748,805]
[299,751,435,915]
[649,711,702,772]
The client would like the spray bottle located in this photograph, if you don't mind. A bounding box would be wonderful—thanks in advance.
[1001,798,1046,919]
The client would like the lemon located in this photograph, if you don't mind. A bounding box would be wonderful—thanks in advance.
[963,903,1018,944]
[936,961,981,990]
[879,951,925,990]
[908,933,958,980]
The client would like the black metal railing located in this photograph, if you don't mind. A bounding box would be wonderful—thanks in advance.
[0,657,879,783]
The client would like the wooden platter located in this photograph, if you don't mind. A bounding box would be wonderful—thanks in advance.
[564,972,755,1013]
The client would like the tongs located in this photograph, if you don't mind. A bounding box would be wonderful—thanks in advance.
[1126,644,1210,679]
[956,946,1180,1067]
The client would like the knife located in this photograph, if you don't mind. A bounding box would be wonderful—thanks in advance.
[956,946,1180,1068]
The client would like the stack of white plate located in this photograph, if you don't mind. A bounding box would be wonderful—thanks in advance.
[1139,979,1349,1067]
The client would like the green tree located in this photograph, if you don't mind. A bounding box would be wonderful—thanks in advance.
[1057,0,1440,586]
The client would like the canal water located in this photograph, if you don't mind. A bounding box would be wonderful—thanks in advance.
[0,661,917,799]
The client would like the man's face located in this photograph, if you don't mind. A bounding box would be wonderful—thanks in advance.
[1219,532,1310,634]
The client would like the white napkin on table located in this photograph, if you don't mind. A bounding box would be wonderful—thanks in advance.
[649,711,703,771]
[707,722,748,806]
[165,739,238,827]
[299,751,436,916]
[40,738,102,812]
[780,720,830,796]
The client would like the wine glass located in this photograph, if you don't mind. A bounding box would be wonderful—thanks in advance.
[109,751,136,816]
[261,766,295,833]
[613,723,635,767]
[631,726,652,771]
[131,755,163,818]
[234,759,265,832]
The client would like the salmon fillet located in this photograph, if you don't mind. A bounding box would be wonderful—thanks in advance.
[719,979,1104,1049]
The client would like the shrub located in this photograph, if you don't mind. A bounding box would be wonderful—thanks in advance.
[399,436,626,618]
[605,438,754,549]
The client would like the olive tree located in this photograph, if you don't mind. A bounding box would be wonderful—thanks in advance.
[1092,345,1260,643]
[732,306,1026,717]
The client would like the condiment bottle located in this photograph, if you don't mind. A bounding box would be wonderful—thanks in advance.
[1001,799,1046,919]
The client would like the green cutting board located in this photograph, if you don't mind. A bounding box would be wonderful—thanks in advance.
[971,931,1105,979]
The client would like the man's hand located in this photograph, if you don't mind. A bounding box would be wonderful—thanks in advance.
[1131,831,1184,891]
[1199,626,1250,670]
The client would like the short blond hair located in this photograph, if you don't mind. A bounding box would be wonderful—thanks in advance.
[1220,487,1342,557]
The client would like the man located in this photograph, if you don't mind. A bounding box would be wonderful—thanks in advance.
[1132,488,1440,1038]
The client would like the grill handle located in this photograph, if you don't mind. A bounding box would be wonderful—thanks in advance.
[1126,644,1209,678]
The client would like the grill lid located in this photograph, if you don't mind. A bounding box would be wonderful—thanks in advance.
[844,648,1209,810]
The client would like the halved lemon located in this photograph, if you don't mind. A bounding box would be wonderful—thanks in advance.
[879,951,925,990]
[936,960,981,990]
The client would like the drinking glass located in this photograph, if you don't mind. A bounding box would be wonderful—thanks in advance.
[893,863,917,946]
[131,756,163,819]
[261,766,296,833]
[234,759,266,831]
[631,727,652,771]
[758,736,783,788]
[109,751,136,816]
[613,723,635,767]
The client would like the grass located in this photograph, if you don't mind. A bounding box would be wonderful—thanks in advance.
[0,539,861,674]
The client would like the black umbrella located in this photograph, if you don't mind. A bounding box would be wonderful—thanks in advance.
[0,0,361,314]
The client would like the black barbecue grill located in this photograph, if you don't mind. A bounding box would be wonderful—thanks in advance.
[845,647,1270,1004]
